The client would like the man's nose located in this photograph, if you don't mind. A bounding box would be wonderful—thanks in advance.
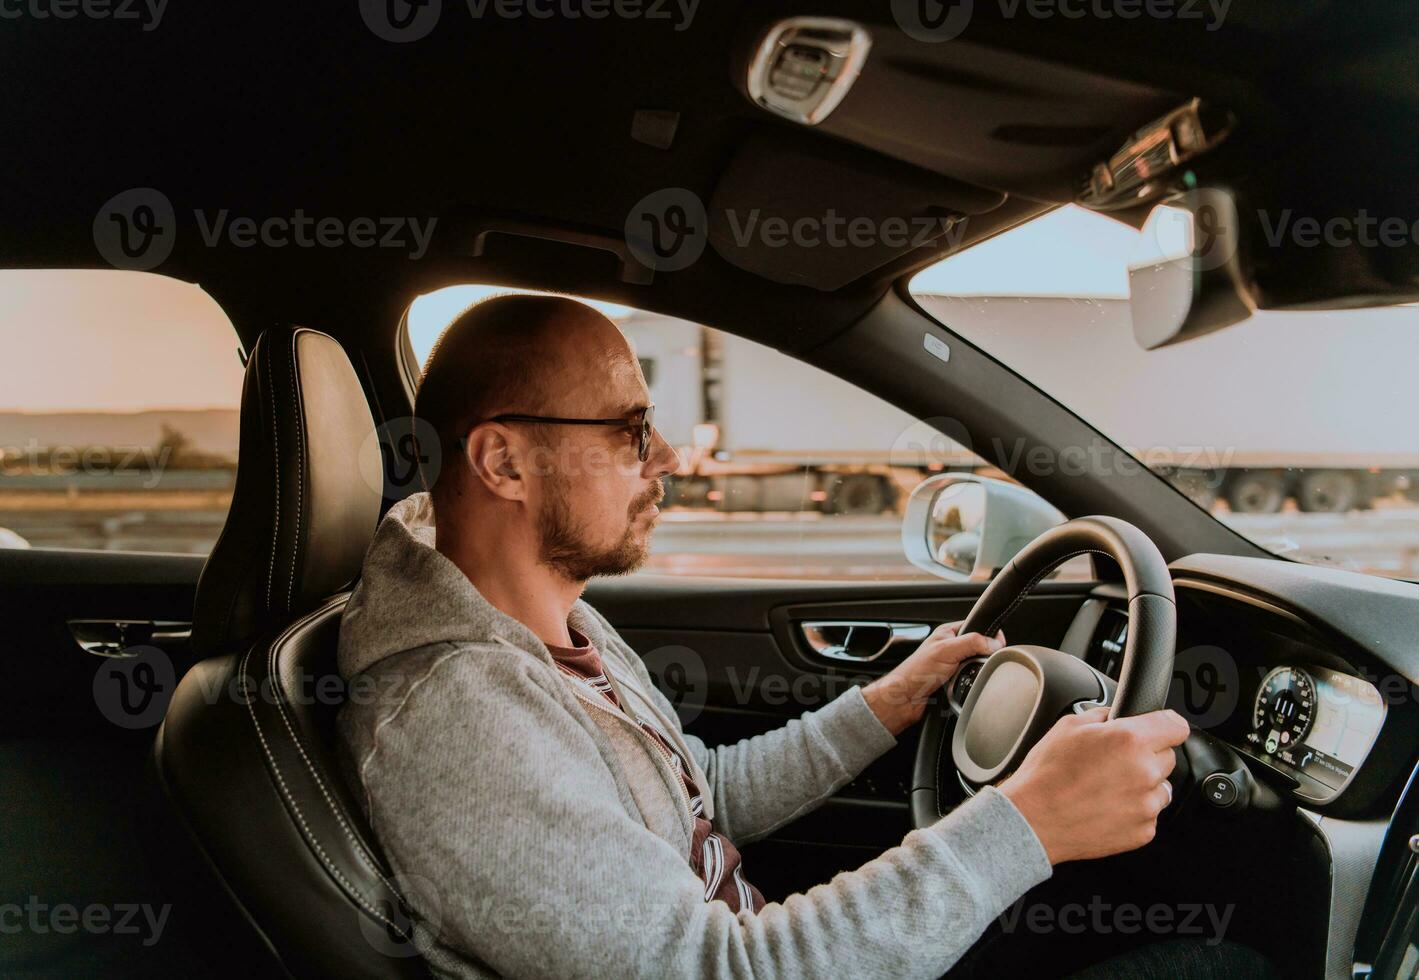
[644,427,680,477]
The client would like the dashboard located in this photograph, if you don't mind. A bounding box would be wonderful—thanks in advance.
[1067,555,1417,813]
[1053,551,1419,976]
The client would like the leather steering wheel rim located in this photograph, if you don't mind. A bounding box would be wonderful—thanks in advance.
[910,515,1176,830]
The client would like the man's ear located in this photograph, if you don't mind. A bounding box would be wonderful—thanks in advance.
[462,424,526,502]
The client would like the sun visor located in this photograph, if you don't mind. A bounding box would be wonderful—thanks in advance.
[707,133,1005,291]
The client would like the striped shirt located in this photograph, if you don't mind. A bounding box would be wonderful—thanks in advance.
[548,629,765,913]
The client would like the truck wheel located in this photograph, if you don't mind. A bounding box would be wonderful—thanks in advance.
[825,474,890,516]
[1296,470,1360,513]
[1225,471,1287,514]
[667,476,711,509]
[1167,469,1220,510]
[720,476,762,512]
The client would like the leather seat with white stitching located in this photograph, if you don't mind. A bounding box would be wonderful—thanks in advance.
[154,326,431,979]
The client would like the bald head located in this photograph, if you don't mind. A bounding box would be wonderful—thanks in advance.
[415,294,640,500]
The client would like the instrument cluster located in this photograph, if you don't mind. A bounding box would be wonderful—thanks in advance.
[1240,663,1385,804]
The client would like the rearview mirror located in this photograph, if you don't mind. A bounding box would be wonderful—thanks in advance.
[1128,187,1256,350]
[902,474,1065,581]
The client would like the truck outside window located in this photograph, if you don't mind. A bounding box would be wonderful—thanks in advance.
[911,205,1419,581]
[402,285,1079,582]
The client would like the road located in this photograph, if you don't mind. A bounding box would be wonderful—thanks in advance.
[642,508,1419,581]
[2,496,1417,583]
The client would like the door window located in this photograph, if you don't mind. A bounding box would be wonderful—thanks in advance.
[404,285,1083,581]
[0,270,243,553]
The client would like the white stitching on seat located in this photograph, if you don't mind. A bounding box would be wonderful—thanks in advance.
[240,596,412,941]
[265,598,405,898]
[265,340,281,611]
[286,330,305,612]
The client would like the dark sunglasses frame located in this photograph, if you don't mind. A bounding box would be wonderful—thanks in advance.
[488,404,656,462]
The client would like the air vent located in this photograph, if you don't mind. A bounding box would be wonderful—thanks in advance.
[746,18,871,126]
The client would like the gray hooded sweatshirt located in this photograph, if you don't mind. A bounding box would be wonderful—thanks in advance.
[337,492,1052,979]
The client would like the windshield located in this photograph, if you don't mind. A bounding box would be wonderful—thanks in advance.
[910,206,1419,582]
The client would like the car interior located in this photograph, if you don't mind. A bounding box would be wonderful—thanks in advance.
[3,3,1418,978]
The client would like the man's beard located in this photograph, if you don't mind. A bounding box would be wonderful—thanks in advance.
[538,477,663,582]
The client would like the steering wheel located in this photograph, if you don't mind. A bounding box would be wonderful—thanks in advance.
[911,516,1177,830]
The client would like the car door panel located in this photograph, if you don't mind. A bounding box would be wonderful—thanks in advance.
[0,549,212,978]
[0,549,203,736]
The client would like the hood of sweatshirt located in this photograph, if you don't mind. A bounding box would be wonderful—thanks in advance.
[338,491,721,830]
[336,491,609,679]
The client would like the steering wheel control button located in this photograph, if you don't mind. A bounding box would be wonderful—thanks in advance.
[952,659,984,706]
[1202,772,1239,807]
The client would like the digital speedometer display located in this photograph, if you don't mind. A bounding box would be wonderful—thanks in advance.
[1243,664,1385,800]
[1251,666,1315,753]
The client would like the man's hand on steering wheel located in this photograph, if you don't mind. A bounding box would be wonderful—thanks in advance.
[862,622,1006,736]
[999,707,1191,865]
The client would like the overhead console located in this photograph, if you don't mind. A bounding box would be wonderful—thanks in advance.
[723,15,1235,292]
[734,16,1184,201]
[732,14,1419,310]
[746,17,873,126]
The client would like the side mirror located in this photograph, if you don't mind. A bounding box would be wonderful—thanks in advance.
[901,474,1065,581]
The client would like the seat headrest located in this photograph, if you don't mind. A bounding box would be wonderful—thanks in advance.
[193,326,382,658]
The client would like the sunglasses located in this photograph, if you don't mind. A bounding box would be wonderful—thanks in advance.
[489,404,656,462]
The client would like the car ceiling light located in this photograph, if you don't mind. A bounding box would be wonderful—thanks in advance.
[747,17,871,126]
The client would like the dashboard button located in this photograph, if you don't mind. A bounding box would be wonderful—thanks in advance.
[1202,772,1239,807]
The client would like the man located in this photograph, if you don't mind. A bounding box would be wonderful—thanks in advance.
[336,295,1227,978]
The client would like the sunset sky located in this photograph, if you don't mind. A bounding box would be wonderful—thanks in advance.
[0,270,245,413]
